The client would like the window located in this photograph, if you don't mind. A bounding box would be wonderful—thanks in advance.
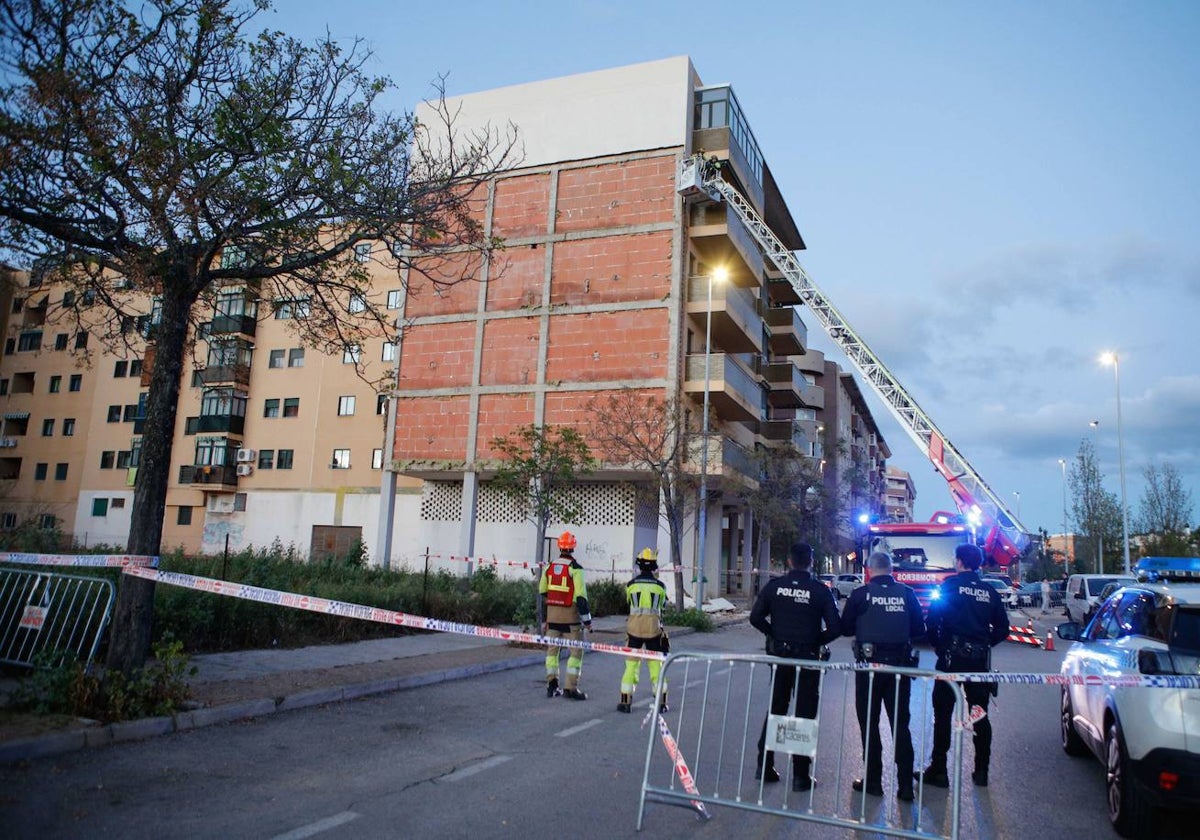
[386,289,402,309]
[331,448,350,469]
[114,360,128,377]
[277,449,294,469]
[111,498,125,509]
[69,374,81,392]
[62,418,75,436]
[39,514,55,530]
[349,293,367,313]
[62,290,75,308]
[269,349,285,369]
[34,463,47,481]
[377,394,387,415]
[355,243,372,263]
[337,396,356,416]
[233,493,247,512]
[74,331,88,350]
[54,463,68,481]
[258,450,274,469]
[0,379,7,396]
[41,419,54,436]
[107,405,121,422]
[116,451,131,469]
[100,451,115,469]
[54,333,68,351]
[263,398,280,418]
[129,359,142,377]
[177,506,193,526]
[273,297,310,320]
[382,341,397,362]
[130,437,142,468]
[3,338,12,355]
[92,498,109,517]
[288,348,305,367]
[11,297,22,313]
[123,404,139,422]
[283,397,299,418]
[17,331,42,352]
[1,513,15,529]
[372,448,383,470]
[49,375,62,393]
[342,344,361,364]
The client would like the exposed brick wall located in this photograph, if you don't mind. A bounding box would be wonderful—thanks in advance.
[392,395,470,461]
[545,309,671,383]
[487,246,544,312]
[398,321,476,389]
[480,317,540,386]
[492,172,551,239]
[550,230,673,307]
[545,387,663,454]
[474,392,536,460]
[555,156,676,233]
[406,253,483,318]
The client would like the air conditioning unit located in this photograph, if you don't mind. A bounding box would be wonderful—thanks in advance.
[236,448,256,462]
[236,464,254,477]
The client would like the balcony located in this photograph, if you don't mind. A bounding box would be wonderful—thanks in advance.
[688,434,758,484]
[762,361,825,410]
[764,306,807,356]
[758,418,805,448]
[766,269,802,306]
[796,349,825,375]
[185,414,246,435]
[178,464,238,487]
[684,353,761,423]
[0,438,16,449]
[197,364,251,386]
[687,201,765,287]
[686,276,762,354]
[208,312,258,338]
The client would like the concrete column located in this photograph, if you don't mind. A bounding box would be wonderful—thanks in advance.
[459,471,479,556]
[740,508,755,597]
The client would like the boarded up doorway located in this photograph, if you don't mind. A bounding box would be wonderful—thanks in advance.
[310,525,363,563]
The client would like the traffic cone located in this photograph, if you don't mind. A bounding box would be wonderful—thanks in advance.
[1045,631,1055,652]
[1026,618,1034,631]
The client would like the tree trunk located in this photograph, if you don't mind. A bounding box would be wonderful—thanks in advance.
[105,287,191,675]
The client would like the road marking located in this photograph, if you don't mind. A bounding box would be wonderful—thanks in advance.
[268,811,359,840]
[556,718,604,737]
[440,754,512,781]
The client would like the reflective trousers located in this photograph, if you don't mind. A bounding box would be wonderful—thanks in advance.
[545,624,583,690]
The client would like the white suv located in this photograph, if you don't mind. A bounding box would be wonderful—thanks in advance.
[1064,573,1137,623]
[1058,557,1200,838]
[834,573,863,599]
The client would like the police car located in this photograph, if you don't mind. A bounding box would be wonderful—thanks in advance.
[1057,556,1200,838]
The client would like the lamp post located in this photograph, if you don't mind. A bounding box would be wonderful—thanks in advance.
[1012,490,1021,520]
[695,267,727,609]
[1058,458,1069,575]
[1099,352,1131,575]
[1087,420,1103,572]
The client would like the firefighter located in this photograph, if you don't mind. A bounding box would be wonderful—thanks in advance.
[915,542,1008,788]
[538,531,592,700]
[617,548,670,714]
[840,551,925,801]
[750,542,840,792]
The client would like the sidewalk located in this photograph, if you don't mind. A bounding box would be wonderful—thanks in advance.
[0,610,749,765]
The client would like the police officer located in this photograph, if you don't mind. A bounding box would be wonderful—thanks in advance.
[749,542,840,792]
[915,543,1008,788]
[840,551,925,802]
[539,532,592,700]
[617,548,670,714]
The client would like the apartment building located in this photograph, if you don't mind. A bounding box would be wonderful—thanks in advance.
[378,57,891,598]
[884,467,916,523]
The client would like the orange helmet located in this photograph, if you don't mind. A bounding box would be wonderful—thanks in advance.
[557,532,577,551]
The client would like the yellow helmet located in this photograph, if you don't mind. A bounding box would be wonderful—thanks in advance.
[636,548,658,570]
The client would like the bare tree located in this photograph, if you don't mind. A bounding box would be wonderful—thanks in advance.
[741,443,826,574]
[1136,463,1193,535]
[587,390,703,611]
[0,0,517,671]
[1068,438,1123,573]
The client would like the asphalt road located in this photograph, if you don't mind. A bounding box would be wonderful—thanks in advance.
[1,622,1197,840]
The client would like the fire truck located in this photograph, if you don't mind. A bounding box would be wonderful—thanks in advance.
[861,514,975,614]
[678,155,1031,581]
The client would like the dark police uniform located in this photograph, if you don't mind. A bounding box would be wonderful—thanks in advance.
[749,565,840,787]
[923,568,1008,785]
[840,575,925,798]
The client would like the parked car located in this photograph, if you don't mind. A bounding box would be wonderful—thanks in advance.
[834,573,863,599]
[982,576,1015,608]
[984,573,1015,590]
[818,574,839,599]
[1064,573,1137,623]
[1058,556,1200,837]
[1013,581,1064,609]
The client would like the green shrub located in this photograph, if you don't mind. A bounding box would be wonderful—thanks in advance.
[587,579,627,618]
[663,607,714,632]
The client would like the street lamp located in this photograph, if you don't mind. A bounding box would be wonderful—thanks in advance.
[1099,352,1131,575]
[1058,458,1069,574]
[1011,490,1021,519]
[695,266,727,608]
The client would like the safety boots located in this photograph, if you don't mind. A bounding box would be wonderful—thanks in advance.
[658,691,669,714]
[547,677,562,698]
[563,687,587,700]
[617,693,632,713]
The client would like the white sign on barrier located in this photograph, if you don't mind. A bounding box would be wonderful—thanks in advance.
[766,713,819,757]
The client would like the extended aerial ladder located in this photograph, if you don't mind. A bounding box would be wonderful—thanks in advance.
[678,155,1030,566]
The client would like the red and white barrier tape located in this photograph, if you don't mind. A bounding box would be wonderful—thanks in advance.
[121,566,664,661]
[653,714,711,819]
[0,552,159,568]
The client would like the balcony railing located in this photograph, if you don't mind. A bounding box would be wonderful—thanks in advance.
[764,306,808,356]
[209,313,258,337]
[178,464,238,486]
[684,353,762,423]
[687,434,758,482]
[686,276,762,354]
[185,414,246,435]
[197,364,251,386]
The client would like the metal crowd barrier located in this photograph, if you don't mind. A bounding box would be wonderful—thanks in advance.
[637,652,970,838]
[0,567,116,668]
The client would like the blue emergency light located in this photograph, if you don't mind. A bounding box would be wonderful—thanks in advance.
[1135,556,1200,582]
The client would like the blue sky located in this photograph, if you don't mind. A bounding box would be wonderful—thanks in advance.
[279,0,1200,538]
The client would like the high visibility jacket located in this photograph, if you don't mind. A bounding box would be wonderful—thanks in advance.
[539,555,590,625]
[625,573,667,639]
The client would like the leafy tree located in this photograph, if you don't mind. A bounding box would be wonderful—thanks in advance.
[1135,462,1193,537]
[0,0,516,671]
[489,424,596,572]
[741,443,826,574]
[1068,438,1122,573]
[587,390,702,611]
